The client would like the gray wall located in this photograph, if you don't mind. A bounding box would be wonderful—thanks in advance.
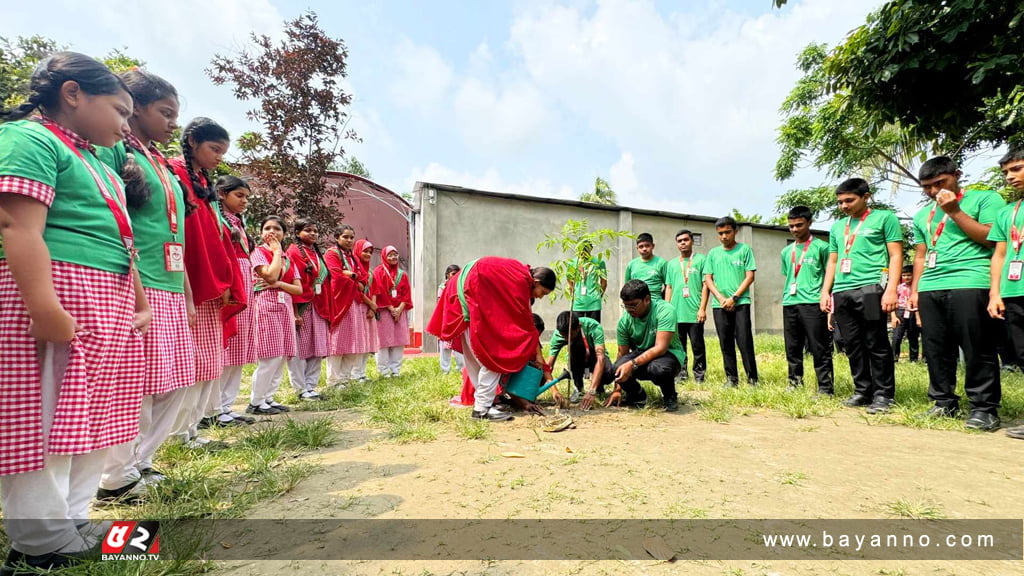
[412,183,817,352]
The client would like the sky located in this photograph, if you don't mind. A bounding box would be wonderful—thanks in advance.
[2,0,1006,222]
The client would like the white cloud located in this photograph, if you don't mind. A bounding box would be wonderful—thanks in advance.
[453,77,550,155]
[387,38,454,110]
[609,151,639,197]
[406,162,577,201]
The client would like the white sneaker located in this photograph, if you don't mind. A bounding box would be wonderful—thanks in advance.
[569,389,582,403]
[299,390,321,400]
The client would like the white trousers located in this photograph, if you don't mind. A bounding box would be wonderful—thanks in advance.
[219,364,246,414]
[351,354,371,379]
[326,355,359,385]
[287,356,323,393]
[172,379,216,439]
[439,345,464,374]
[461,333,502,413]
[99,387,187,490]
[251,356,286,406]
[375,347,404,376]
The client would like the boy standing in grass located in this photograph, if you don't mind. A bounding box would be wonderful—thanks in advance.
[704,216,758,386]
[569,242,607,322]
[890,265,921,363]
[911,156,1004,431]
[821,178,902,414]
[625,233,668,300]
[664,229,709,383]
[987,147,1024,439]
[781,206,833,395]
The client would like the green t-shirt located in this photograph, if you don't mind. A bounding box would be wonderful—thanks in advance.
[0,120,131,274]
[616,298,686,367]
[986,201,1024,298]
[97,142,187,293]
[912,189,1003,292]
[705,243,756,308]
[828,209,903,293]
[548,316,605,359]
[781,237,829,306]
[625,255,668,300]
[572,256,606,312]
[664,253,706,323]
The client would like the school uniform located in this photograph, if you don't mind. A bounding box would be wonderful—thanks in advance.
[664,253,708,382]
[828,209,901,404]
[428,257,540,414]
[573,256,606,322]
[374,250,413,377]
[989,201,1024,370]
[437,280,465,374]
[549,317,614,393]
[0,119,145,557]
[167,158,246,440]
[780,237,833,393]
[891,282,920,361]
[286,242,331,396]
[95,136,196,494]
[614,299,685,406]
[325,246,376,384]
[625,255,669,300]
[705,242,759,384]
[351,239,381,379]
[218,211,257,422]
[249,246,299,409]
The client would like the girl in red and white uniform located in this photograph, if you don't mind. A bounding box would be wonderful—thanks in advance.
[324,225,370,386]
[94,69,197,503]
[215,176,257,425]
[248,216,303,414]
[352,238,380,380]
[168,117,246,447]
[0,52,149,572]
[286,218,331,399]
[373,246,414,378]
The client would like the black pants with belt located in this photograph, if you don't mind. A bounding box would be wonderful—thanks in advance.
[918,289,1001,414]
[783,304,834,393]
[612,350,680,406]
[832,284,895,400]
[712,304,758,384]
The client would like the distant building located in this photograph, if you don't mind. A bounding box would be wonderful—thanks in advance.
[324,171,412,270]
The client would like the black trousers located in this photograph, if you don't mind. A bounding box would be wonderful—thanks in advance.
[565,339,615,392]
[676,322,707,381]
[832,285,895,400]
[890,308,920,361]
[783,304,834,393]
[918,289,1001,414]
[576,310,601,323]
[1001,296,1024,370]
[612,350,680,405]
[712,304,758,383]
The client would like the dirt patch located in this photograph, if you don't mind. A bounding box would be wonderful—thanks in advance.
[220,404,1024,576]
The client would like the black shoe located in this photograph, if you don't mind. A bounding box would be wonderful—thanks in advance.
[724,380,739,388]
[246,404,281,415]
[625,391,648,408]
[866,396,894,414]
[677,372,689,382]
[748,379,759,387]
[664,399,679,412]
[694,377,705,384]
[269,403,291,413]
[197,416,214,430]
[921,404,960,419]
[1,548,90,576]
[1005,425,1024,439]
[471,408,514,421]
[232,413,257,424]
[95,481,142,505]
[842,394,872,407]
[212,415,245,427]
[965,411,1000,431]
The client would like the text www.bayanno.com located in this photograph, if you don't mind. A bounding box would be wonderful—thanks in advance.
[763,531,996,552]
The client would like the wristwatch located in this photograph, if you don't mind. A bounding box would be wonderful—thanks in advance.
[631,359,640,369]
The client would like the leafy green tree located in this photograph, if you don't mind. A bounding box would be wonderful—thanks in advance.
[579,177,618,205]
[334,156,371,179]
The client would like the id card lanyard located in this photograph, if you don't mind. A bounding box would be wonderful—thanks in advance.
[136,144,184,272]
[840,209,871,274]
[789,239,811,295]
[680,256,694,298]
[1009,201,1024,281]
[924,190,965,269]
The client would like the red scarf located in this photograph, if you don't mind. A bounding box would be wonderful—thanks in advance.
[285,241,331,320]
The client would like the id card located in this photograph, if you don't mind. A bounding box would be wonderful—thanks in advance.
[880,268,889,289]
[580,286,587,296]
[840,258,852,274]
[682,286,691,298]
[1010,260,1024,281]
[926,251,937,269]
[164,242,184,272]
[391,289,398,298]
[314,284,322,295]
[789,282,798,296]
[903,309,911,319]
[277,291,287,304]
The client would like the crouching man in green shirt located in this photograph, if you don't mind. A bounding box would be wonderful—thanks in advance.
[607,280,686,412]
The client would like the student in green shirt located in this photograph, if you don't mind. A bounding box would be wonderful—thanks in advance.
[545,311,614,406]
[821,178,902,414]
[911,156,1003,431]
[781,206,833,395]
[704,216,758,386]
[986,147,1024,440]
[569,242,607,322]
[608,280,685,412]
[664,229,709,383]
[624,233,668,300]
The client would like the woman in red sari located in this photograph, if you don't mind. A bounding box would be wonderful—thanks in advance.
[373,246,413,377]
[428,257,556,421]
[285,218,331,399]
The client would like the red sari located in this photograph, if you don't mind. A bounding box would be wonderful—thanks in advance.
[428,256,538,374]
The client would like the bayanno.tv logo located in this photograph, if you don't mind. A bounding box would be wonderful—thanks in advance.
[101,521,161,560]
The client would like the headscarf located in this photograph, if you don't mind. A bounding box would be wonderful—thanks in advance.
[353,238,374,273]
[382,245,400,276]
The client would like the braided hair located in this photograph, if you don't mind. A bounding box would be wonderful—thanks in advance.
[293,217,325,278]
[215,175,252,246]
[0,52,128,121]
[118,69,179,209]
[180,117,228,213]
